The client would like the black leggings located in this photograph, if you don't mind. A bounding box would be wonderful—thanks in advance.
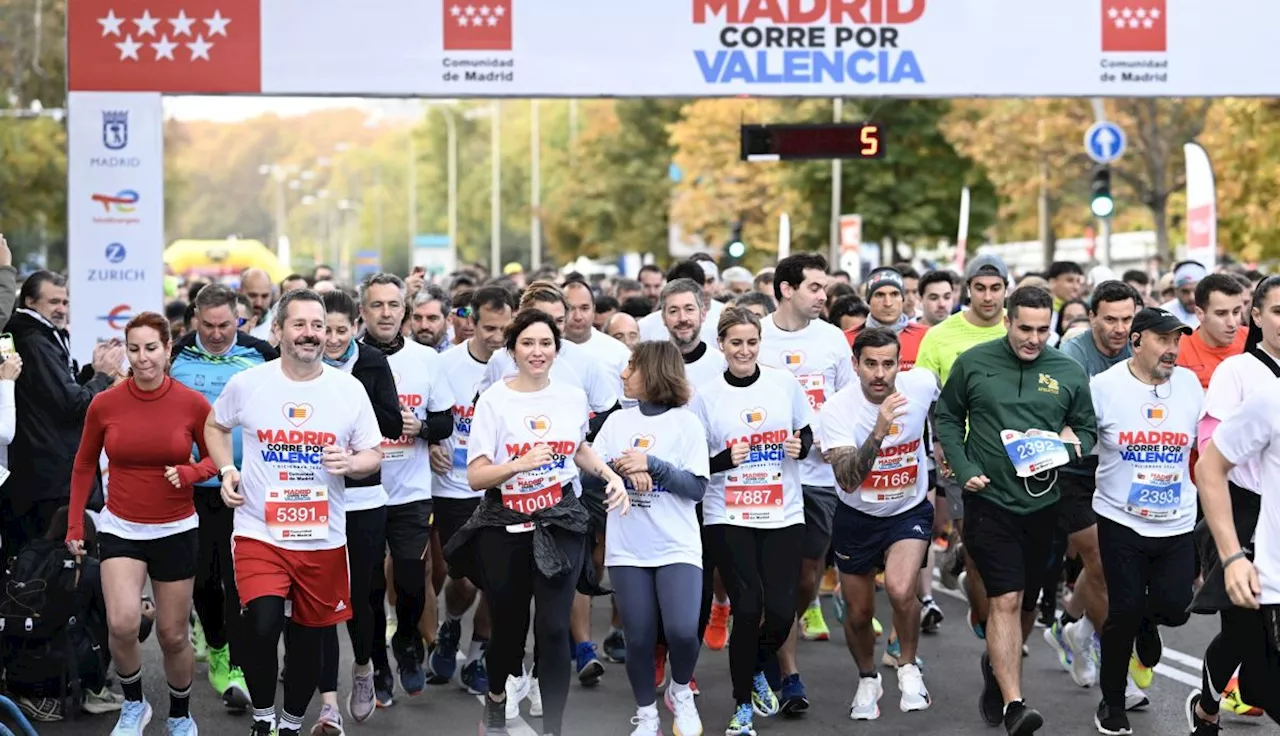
[1097,518,1194,709]
[475,527,585,736]
[318,507,386,692]
[242,596,328,720]
[1201,608,1257,715]
[193,489,244,666]
[706,523,804,706]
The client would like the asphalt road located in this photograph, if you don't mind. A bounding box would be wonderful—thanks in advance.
[23,572,1276,736]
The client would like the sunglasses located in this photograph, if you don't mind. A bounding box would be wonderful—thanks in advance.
[452,307,472,319]
[237,317,248,328]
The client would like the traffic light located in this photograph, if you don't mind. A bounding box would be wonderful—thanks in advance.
[1090,166,1114,218]
[725,222,746,264]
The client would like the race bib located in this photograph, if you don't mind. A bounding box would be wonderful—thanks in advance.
[724,461,785,526]
[501,470,564,533]
[1125,469,1183,521]
[860,451,919,504]
[381,435,417,462]
[1000,429,1071,478]
[798,373,827,412]
[449,440,469,483]
[265,487,330,541]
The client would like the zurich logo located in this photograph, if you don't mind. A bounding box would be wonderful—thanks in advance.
[104,243,127,264]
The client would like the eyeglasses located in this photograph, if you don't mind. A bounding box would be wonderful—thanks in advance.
[452,307,471,319]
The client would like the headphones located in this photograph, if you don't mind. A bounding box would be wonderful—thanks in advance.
[1131,333,1142,348]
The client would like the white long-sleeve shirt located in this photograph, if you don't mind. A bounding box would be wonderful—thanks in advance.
[0,379,17,470]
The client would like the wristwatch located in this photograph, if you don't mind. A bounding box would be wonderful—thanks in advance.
[218,464,237,479]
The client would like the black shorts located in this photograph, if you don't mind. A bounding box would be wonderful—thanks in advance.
[385,499,433,562]
[801,485,839,560]
[928,469,939,495]
[98,528,200,582]
[580,484,608,538]
[434,497,481,550]
[831,500,934,576]
[937,474,964,519]
[962,494,1057,610]
[1056,472,1098,535]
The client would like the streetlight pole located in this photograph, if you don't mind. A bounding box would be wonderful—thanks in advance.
[829,98,843,266]
[531,100,542,271]
[490,100,502,276]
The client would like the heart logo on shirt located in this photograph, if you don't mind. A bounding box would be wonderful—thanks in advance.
[282,402,313,427]
[741,407,768,430]
[526,415,552,438]
[1141,403,1167,427]
[781,351,805,370]
[630,434,655,453]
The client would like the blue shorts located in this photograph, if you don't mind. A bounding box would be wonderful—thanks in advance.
[831,500,934,576]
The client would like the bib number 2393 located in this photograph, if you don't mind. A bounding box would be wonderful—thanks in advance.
[265,487,329,541]
[1001,429,1070,478]
[1126,469,1183,521]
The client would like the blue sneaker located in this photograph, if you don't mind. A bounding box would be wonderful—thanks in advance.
[726,702,756,735]
[1043,619,1073,672]
[428,619,461,684]
[393,634,426,696]
[461,657,489,696]
[751,671,779,717]
[778,673,809,716]
[602,628,627,664]
[881,635,925,669]
[110,699,152,736]
[165,715,197,736]
[575,642,604,686]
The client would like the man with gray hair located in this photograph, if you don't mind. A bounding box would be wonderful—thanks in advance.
[409,284,452,352]
[658,277,725,389]
[638,260,724,346]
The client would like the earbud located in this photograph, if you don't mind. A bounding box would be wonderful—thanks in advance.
[1132,334,1142,348]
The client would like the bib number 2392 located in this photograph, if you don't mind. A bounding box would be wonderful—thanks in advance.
[1001,429,1070,478]
[265,487,329,541]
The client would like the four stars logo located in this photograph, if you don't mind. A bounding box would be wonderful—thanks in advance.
[97,8,232,62]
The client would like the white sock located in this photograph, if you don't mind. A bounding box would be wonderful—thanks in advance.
[669,680,691,697]
[714,596,729,606]
[808,597,820,609]
[252,706,275,727]
[467,640,486,663]
[637,703,658,718]
[353,661,373,676]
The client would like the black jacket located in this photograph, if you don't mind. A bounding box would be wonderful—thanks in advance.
[6,310,114,510]
[344,343,402,491]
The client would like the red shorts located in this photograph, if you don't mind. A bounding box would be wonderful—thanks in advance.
[232,536,352,628]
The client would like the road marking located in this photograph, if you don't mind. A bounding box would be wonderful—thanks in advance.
[926,568,1206,686]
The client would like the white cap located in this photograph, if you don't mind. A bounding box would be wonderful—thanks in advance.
[699,260,719,283]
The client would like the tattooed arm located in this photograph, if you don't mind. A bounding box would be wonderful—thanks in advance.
[827,429,887,491]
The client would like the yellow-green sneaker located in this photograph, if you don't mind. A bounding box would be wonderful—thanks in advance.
[190,615,207,663]
[800,602,830,641]
[872,617,883,637]
[207,645,232,698]
[1128,652,1154,690]
[223,665,250,711]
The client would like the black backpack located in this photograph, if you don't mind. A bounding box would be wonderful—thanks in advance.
[0,538,84,714]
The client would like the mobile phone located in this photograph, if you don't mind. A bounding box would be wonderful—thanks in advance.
[0,333,14,359]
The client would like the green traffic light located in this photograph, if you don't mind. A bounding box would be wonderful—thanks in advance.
[727,241,746,258]
[1091,196,1115,218]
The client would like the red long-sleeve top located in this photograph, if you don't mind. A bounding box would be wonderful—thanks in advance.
[67,376,217,541]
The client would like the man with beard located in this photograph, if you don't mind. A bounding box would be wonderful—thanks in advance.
[639,261,723,346]
[408,284,454,352]
[204,289,383,736]
[638,264,665,307]
[1177,273,1246,389]
[357,273,456,708]
[240,268,274,333]
[918,271,957,328]
[821,328,939,720]
[660,277,726,390]
[1163,261,1207,329]
[935,285,1096,735]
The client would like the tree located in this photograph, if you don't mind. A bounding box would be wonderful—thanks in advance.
[1197,99,1280,263]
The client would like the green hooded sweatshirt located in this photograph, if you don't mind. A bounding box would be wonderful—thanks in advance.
[935,335,1097,514]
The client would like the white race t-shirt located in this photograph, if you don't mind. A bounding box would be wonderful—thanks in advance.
[213,361,382,551]
[639,299,724,347]
[1201,350,1280,493]
[819,369,938,517]
[479,340,618,413]
[582,329,631,399]
[691,365,813,529]
[1091,362,1203,537]
[684,343,726,394]
[759,315,855,488]
[381,340,454,506]
[468,378,590,532]
[1211,388,1280,604]
[433,342,493,500]
[595,406,710,569]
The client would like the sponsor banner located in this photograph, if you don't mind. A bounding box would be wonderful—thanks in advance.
[67,0,1280,97]
[1183,142,1216,271]
[67,92,165,364]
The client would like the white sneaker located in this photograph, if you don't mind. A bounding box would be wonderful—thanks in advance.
[1124,675,1150,711]
[504,673,531,721]
[1064,621,1098,688]
[527,677,543,717]
[665,685,703,736]
[849,674,883,720]
[82,687,126,714]
[629,705,661,736]
[897,664,931,712]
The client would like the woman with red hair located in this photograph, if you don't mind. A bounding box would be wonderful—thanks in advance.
[66,311,216,736]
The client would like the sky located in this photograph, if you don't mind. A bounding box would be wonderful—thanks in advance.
[162,96,426,122]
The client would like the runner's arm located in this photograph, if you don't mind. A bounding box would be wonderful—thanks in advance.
[422,409,453,443]
[343,447,382,480]
[1196,440,1243,562]
[1063,373,1099,460]
[827,428,884,491]
[203,408,236,472]
[645,455,707,502]
[933,359,982,484]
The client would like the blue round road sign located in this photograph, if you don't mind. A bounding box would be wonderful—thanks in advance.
[1085,121,1126,164]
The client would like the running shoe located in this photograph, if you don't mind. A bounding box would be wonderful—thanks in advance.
[872,616,883,637]
[978,653,1002,727]
[348,663,377,723]
[1042,619,1073,671]
[1065,621,1098,688]
[704,602,730,651]
[1222,675,1264,716]
[750,672,779,717]
[504,672,531,721]
[189,612,207,662]
[1127,652,1153,691]
[664,686,703,736]
[527,678,543,717]
[82,687,126,715]
[393,633,426,695]
[223,666,251,711]
[428,619,461,684]
[629,705,660,736]
[249,721,274,736]
[482,695,508,735]
[920,597,945,633]
[207,645,232,699]
[939,539,964,590]
[777,673,809,716]
[690,675,700,696]
[373,664,395,708]
[309,704,343,736]
[726,703,755,736]
[17,695,62,722]
[1003,700,1044,735]
[1124,676,1148,711]
[654,644,669,690]
[849,674,882,720]
[799,601,830,641]
[897,663,930,712]
[111,699,153,736]
[575,642,605,686]
[1186,690,1223,735]
[1094,699,1131,735]
[1134,617,1162,668]
[167,715,198,736]
[820,566,839,596]
[604,628,628,664]
[461,657,489,696]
